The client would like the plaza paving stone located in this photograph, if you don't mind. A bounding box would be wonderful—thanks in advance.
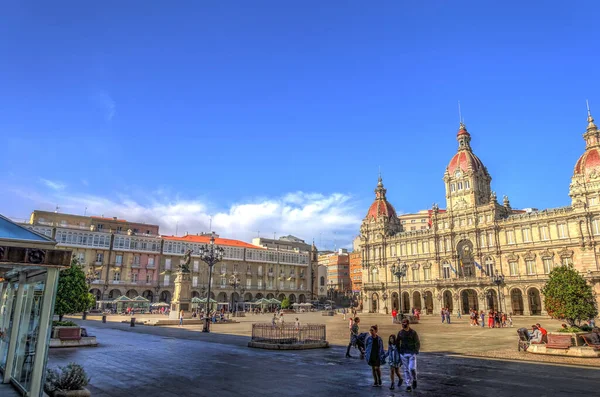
[48,313,600,396]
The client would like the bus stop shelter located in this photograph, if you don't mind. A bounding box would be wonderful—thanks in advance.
[0,215,71,396]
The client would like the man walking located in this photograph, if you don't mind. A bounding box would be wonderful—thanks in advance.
[346,317,361,358]
[396,318,420,392]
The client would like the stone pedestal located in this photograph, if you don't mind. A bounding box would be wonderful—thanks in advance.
[169,271,192,320]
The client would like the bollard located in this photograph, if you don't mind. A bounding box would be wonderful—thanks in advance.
[102,315,107,323]
[130,317,136,327]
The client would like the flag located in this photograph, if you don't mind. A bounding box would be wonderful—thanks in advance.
[474,261,486,275]
[449,263,457,274]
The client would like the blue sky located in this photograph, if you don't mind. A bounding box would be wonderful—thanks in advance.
[1,1,599,249]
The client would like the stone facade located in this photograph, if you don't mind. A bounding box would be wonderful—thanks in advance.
[360,114,600,316]
[25,214,317,305]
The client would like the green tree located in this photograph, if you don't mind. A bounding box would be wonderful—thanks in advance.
[541,264,597,327]
[54,257,93,321]
[281,297,291,309]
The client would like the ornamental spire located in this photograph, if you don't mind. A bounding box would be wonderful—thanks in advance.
[374,172,386,200]
[587,100,598,132]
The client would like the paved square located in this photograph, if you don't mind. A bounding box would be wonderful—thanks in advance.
[49,313,600,396]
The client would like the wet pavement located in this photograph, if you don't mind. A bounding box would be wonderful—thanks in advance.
[47,321,600,397]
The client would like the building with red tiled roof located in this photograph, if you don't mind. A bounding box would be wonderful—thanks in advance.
[163,234,262,250]
[25,211,317,308]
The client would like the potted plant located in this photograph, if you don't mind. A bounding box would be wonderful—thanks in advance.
[45,362,91,397]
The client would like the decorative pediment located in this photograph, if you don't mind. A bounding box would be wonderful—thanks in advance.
[411,263,420,270]
[422,263,432,270]
[558,247,574,258]
[506,253,519,262]
[539,249,554,259]
[523,250,536,261]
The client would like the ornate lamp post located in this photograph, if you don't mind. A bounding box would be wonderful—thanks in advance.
[492,273,505,313]
[198,234,225,333]
[240,287,246,313]
[390,261,409,316]
[154,284,161,303]
[327,281,335,301]
[229,275,241,314]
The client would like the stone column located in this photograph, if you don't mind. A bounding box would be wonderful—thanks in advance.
[169,271,192,320]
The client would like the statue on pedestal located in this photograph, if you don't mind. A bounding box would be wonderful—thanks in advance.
[179,249,192,273]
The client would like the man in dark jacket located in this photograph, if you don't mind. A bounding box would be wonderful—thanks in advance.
[396,318,420,392]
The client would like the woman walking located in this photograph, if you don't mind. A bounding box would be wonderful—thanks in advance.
[385,335,402,390]
[365,325,385,387]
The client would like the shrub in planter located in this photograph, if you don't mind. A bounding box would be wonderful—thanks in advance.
[45,362,91,397]
[53,321,78,327]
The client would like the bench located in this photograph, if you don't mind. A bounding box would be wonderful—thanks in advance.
[581,333,600,349]
[546,334,572,349]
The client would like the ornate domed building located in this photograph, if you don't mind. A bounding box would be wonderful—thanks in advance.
[359,112,600,316]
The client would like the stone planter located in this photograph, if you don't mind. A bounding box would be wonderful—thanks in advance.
[52,326,81,340]
[547,332,587,346]
[46,387,91,397]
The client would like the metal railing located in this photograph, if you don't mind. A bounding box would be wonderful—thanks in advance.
[251,323,326,345]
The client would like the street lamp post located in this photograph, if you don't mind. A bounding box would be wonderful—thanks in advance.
[390,260,409,317]
[492,273,505,313]
[198,234,225,333]
[84,268,97,319]
[229,275,241,314]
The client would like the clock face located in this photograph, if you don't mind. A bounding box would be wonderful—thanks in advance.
[455,171,462,178]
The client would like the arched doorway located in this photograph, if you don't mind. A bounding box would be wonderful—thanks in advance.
[192,291,200,298]
[402,291,410,313]
[289,294,296,303]
[299,294,306,303]
[511,289,524,315]
[443,290,453,312]
[256,293,264,299]
[266,293,274,299]
[461,289,478,314]
[485,289,498,310]
[456,239,475,278]
[160,291,171,303]
[278,293,285,301]
[528,288,542,315]
[108,289,121,299]
[424,291,434,314]
[391,292,399,311]
[208,291,215,300]
[413,291,422,311]
[217,292,228,302]
[89,288,102,302]
[371,293,379,313]
[142,290,154,302]
[244,292,253,301]
[126,289,138,298]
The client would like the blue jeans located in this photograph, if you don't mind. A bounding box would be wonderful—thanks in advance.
[400,353,417,386]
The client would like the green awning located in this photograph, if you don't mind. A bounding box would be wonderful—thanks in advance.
[113,295,132,302]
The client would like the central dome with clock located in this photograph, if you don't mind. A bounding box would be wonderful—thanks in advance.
[444,122,493,210]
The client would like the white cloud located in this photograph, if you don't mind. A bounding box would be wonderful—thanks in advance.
[94,90,116,122]
[39,178,66,191]
[13,187,362,250]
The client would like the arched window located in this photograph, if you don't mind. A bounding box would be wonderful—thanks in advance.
[320,276,325,286]
[442,261,451,279]
[372,267,379,282]
[485,257,494,276]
